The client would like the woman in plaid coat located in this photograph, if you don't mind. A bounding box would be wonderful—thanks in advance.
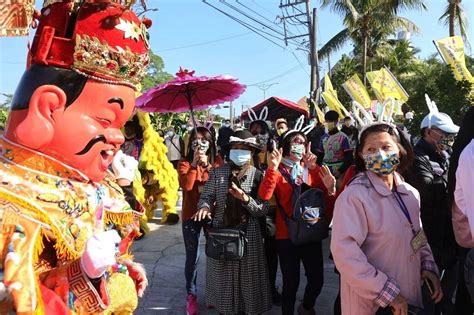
[194,130,272,314]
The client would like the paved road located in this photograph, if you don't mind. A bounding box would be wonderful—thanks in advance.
[133,207,338,314]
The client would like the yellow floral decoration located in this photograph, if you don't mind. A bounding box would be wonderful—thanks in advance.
[134,112,179,224]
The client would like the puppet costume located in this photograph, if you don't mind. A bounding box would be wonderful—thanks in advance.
[123,112,179,228]
[0,0,150,313]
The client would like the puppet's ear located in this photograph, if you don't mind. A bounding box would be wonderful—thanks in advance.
[15,85,66,149]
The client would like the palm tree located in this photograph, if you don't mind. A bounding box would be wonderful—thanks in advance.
[319,0,426,83]
[373,40,421,76]
[439,0,469,40]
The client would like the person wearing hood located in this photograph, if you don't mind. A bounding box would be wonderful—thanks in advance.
[404,111,459,315]
[194,130,272,314]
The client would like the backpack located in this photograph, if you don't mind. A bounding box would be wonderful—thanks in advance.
[276,169,329,245]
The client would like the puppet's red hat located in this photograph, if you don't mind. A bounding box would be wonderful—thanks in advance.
[30,0,151,89]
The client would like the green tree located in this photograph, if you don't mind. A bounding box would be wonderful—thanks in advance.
[0,93,12,129]
[439,0,469,40]
[319,0,425,82]
[328,54,360,107]
[139,50,175,130]
[141,50,174,92]
[372,39,421,77]
[401,55,474,134]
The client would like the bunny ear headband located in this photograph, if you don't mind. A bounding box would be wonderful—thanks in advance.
[424,93,439,129]
[248,106,269,122]
[352,98,399,140]
[194,114,214,131]
[283,115,315,139]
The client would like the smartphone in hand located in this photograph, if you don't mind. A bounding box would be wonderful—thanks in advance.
[424,277,434,296]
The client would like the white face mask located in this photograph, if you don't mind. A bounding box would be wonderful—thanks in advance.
[187,126,194,132]
[229,149,251,166]
[166,130,174,137]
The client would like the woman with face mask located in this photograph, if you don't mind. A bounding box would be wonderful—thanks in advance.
[331,123,443,315]
[177,126,221,315]
[193,130,272,314]
[258,129,337,315]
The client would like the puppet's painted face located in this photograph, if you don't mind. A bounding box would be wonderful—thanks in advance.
[45,81,135,181]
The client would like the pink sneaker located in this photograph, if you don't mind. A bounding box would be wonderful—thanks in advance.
[186,294,199,315]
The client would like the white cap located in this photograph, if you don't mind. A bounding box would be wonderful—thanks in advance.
[420,112,459,134]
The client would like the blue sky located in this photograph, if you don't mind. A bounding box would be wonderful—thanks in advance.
[1,0,473,119]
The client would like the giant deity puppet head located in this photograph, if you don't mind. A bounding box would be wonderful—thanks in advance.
[4,0,150,182]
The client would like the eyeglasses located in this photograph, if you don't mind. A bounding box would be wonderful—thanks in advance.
[431,128,448,138]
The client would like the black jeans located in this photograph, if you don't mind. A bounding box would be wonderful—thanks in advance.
[420,260,458,315]
[265,235,279,291]
[276,239,324,315]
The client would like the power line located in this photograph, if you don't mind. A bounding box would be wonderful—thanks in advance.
[221,1,286,38]
[203,0,287,49]
[230,0,305,46]
[155,32,252,52]
[292,50,310,76]
[248,63,301,86]
[236,0,283,31]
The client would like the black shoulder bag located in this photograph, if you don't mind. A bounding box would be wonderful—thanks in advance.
[204,169,258,261]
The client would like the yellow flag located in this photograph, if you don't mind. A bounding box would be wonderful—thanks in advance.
[300,96,326,123]
[366,68,409,104]
[434,36,474,83]
[342,74,372,109]
[315,105,325,124]
[324,73,336,96]
[321,89,349,118]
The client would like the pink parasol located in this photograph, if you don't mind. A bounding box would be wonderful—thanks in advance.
[136,68,246,124]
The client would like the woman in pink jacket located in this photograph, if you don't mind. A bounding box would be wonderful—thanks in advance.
[331,123,443,315]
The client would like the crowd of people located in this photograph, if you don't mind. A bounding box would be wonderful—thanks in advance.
[170,106,474,315]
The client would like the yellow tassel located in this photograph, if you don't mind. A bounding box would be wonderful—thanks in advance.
[104,211,134,226]
[136,112,179,223]
[32,230,45,267]
[0,189,81,260]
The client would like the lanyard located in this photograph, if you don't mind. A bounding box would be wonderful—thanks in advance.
[393,191,415,233]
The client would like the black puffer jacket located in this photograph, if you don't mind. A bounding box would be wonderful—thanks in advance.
[404,138,457,269]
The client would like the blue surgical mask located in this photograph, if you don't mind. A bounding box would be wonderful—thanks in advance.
[229,149,252,166]
[364,150,400,175]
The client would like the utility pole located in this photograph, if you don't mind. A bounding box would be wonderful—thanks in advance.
[229,101,234,129]
[305,3,319,118]
[281,0,319,118]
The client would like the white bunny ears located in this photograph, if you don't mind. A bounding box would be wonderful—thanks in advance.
[194,114,214,131]
[248,106,269,122]
[283,115,315,139]
[352,98,399,138]
[351,97,396,127]
[424,94,439,129]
